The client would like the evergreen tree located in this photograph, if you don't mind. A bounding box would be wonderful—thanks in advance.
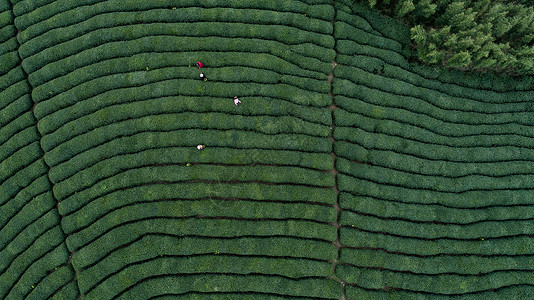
[361,0,534,75]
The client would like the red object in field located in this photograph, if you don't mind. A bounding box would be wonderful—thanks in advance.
[196,61,205,68]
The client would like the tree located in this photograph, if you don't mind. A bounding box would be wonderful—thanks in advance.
[395,0,415,18]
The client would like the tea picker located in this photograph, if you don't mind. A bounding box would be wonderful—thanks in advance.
[234,96,241,106]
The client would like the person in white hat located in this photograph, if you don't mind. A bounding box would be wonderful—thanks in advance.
[234,96,241,106]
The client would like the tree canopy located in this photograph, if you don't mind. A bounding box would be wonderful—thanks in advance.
[363,0,534,76]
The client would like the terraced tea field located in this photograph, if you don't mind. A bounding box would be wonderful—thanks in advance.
[2,0,534,299]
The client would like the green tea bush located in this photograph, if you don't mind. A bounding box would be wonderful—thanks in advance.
[336,40,409,68]
[0,96,32,132]
[0,67,25,90]
[337,157,534,192]
[341,248,534,275]
[335,21,403,54]
[79,235,336,278]
[334,82,534,126]
[21,7,333,49]
[45,129,332,168]
[337,174,534,208]
[43,112,330,153]
[384,65,534,104]
[0,224,66,299]
[340,209,534,239]
[50,147,333,184]
[344,284,534,300]
[337,0,411,46]
[335,66,532,114]
[88,274,340,300]
[56,149,334,192]
[1,82,31,109]
[70,218,337,265]
[48,280,80,300]
[334,99,534,141]
[30,50,328,88]
[25,33,333,83]
[19,7,333,47]
[34,70,330,117]
[3,242,70,299]
[337,264,534,295]
[26,265,77,300]
[38,94,332,137]
[334,109,534,151]
[80,255,333,295]
[340,226,534,256]
[22,22,333,70]
[0,37,18,56]
[0,191,53,249]
[334,123,534,163]
[39,94,331,137]
[54,164,334,200]
[59,182,337,229]
[34,62,330,99]
[0,176,50,229]
[67,200,335,245]
[335,9,382,36]
[338,192,534,224]
[14,0,334,32]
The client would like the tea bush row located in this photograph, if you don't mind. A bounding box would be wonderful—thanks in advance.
[334,110,534,151]
[338,263,534,295]
[50,146,333,184]
[19,6,333,52]
[12,0,334,31]
[38,94,331,137]
[54,164,335,201]
[66,199,336,240]
[70,218,338,267]
[30,49,329,88]
[42,111,330,152]
[340,209,534,240]
[337,157,534,193]
[334,84,534,126]
[334,67,532,114]
[0,6,77,298]
[338,174,534,208]
[45,129,332,168]
[339,192,534,224]
[92,274,341,300]
[34,63,331,119]
[341,248,534,275]
[345,284,534,300]
[340,227,534,256]
[334,99,534,140]
[81,255,333,295]
[334,126,534,163]
[59,182,337,231]
[22,22,334,74]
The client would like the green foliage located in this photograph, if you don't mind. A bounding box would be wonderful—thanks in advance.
[395,0,415,18]
[89,274,341,300]
[338,263,534,294]
[54,163,335,201]
[362,0,534,75]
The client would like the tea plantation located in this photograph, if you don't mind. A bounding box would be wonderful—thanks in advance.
[1,0,534,299]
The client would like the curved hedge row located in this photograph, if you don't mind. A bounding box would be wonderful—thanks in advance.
[334,2,534,297]
[0,2,77,299]
[9,0,340,298]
